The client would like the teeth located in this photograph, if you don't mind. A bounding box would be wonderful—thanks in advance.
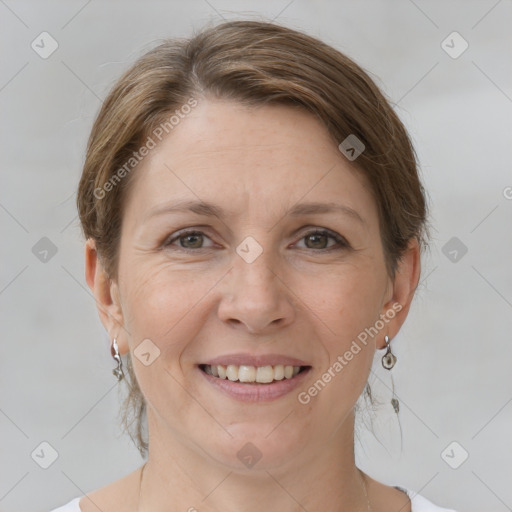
[274,364,285,380]
[256,366,274,383]
[239,365,256,382]
[226,365,238,381]
[203,364,303,383]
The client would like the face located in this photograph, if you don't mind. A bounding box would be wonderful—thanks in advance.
[87,99,418,471]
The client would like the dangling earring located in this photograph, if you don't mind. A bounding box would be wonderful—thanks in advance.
[381,335,399,414]
[381,334,397,369]
[111,338,124,381]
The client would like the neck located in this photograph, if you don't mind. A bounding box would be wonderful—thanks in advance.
[138,410,371,512]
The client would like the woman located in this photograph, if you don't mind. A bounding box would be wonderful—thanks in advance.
[50,20,456,512]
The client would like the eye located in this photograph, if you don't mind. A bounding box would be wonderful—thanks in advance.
[162,228,350,252]
[163,230,215,250]
[295,229,349,251]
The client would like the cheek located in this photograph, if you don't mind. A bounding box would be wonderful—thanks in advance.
[305,262,387,340]
[119,264,207,415]
[302,262,386,399]
[297,274,382,422]
[120,262,206,350]
[340,277,385,335]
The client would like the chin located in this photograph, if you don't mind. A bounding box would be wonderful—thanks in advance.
[201,424,306,472]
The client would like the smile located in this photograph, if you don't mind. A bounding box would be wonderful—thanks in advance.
[200,363,310,383]
[197,363,312,402]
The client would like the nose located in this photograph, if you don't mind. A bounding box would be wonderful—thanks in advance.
[217,243,296,335]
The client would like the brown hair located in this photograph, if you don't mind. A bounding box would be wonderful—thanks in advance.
[78,20,428,458]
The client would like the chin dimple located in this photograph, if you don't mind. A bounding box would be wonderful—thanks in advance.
[201,364,304,383]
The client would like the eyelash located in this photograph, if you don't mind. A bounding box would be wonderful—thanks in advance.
[162,228,350,253]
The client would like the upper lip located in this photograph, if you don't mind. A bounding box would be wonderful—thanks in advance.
[201,353,311,367]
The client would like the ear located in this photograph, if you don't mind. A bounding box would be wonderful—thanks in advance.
[85,239,128,355]
[378,238,421,349]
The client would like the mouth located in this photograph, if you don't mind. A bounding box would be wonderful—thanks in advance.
[199,363,311,384]
[197,363,312,402]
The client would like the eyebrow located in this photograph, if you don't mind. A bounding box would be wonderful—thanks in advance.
[146,199,365,224]
[287,201,365,224]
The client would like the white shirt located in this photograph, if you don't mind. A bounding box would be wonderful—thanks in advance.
[48,487,457,511]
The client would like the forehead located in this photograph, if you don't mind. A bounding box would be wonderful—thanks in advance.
[123,99,377,225]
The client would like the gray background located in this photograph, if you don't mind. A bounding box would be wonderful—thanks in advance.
[1,1,511,511]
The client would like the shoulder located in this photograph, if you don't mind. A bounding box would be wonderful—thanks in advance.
[47,497,82,512]
[396,487,457,512]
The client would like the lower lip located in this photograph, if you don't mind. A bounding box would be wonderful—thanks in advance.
[197,366,312,402]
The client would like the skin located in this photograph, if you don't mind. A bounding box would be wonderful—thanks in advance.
[84,99,420,512]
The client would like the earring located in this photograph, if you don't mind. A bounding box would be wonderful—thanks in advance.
[381,335,397,370]
[111,338,124,381]
[381,335,399,414]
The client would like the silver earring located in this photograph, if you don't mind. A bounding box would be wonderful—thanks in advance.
[111,338,124,381]
[381,335,397,370]
[381,335,399,414]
